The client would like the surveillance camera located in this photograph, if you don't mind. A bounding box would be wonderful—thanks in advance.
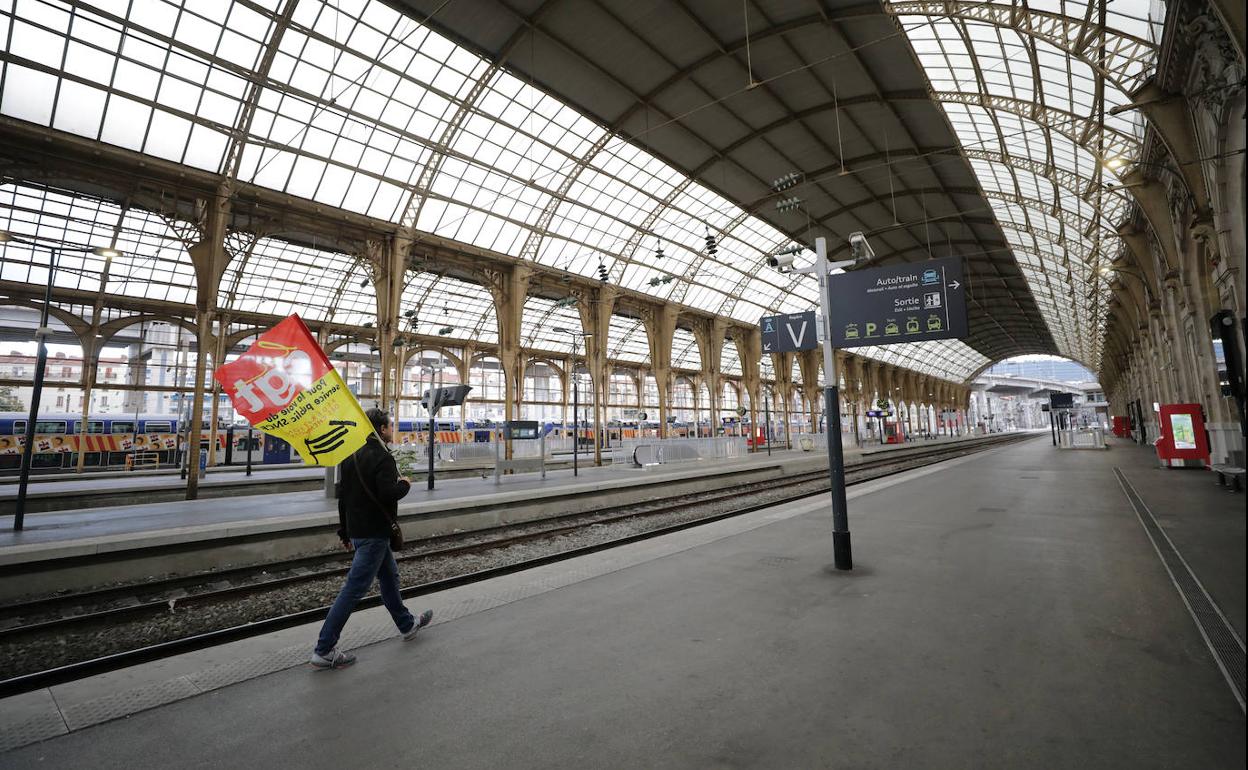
[769,253,796,272]
[847,232,875,265]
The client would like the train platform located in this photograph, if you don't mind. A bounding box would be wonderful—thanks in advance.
[0,466,326,512]
[0,433,1016,602]
[1,434,1242,765]
[0,455,558,514]
[0,433,987,550]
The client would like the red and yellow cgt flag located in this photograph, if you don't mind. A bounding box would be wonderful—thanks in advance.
[213,314,372,466]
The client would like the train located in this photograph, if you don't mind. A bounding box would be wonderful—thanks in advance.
[0,412,754,472]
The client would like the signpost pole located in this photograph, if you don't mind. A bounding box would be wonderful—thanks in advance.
[573,362,579,477]
[14,247,58,532]
[763,394,771,456]
[427,404,436,490]
[815,237,852,570]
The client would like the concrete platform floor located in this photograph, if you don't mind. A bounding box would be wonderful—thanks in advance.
[2,434,1241,768]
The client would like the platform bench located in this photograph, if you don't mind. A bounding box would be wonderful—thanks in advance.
[1210,465,1245,492]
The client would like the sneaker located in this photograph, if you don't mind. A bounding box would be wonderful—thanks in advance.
[402,609,434,641]
[310,648,356,669]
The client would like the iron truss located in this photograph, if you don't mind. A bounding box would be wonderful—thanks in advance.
[885,0,1163,369]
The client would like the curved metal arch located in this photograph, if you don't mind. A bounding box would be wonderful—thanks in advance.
[666,211,751,308]
[883,0,1158,95]
[932,91,1140,164]
[218,231,263,313]
[519,356,569,379]
[468,351,504,368]
[97,313,198,344]
[613,178,694,287]
[519,296,585,350]
[983,189,1116,239]
[515,130,617,263]
[963,351,1099,384]
[606,316,650,362]
[991,218,1119,266]
[401,346,465,372]
[219,0,300,183]
[223,326,270,350]
[397,0,564,232]
[1,299,90,341]
[962,149,1132,214]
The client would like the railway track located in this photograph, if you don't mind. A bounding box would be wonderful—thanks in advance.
[0,433,1032,696]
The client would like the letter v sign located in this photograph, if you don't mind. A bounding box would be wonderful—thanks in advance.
[786,320,807,349]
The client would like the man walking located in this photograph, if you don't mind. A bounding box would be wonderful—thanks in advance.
[311,408,433,669]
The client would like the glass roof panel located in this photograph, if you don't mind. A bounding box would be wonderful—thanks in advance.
[895,0,1163,367]
[852,340,990,383]
[0,0,1062,385]
[671,328,701,372]
[607,315,651,365]
[221,236,374,326]
[720,338,742,377]
[1,182,196,304]
[400,272,498,345]
[521,297,583,355]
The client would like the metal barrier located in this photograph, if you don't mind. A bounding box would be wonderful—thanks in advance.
[446,443,494,462]
[1057,427,1107,449]
[493,436,549,483]
[795,433,828,451]
[623,437,748,467]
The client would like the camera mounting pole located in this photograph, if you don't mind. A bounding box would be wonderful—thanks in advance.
[813,237,854,570]
[767,235,863,569]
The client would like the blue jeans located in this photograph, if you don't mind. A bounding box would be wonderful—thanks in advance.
[315,538,415,656]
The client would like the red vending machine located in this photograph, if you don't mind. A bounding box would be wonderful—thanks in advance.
[1111,415,1131,438]
[1154,403,1210,468]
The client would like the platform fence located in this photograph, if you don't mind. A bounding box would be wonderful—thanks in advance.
[616,437,748,467]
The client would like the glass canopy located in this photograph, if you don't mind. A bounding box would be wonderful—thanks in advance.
[0,0,1138,384]
[890,0,1165,370]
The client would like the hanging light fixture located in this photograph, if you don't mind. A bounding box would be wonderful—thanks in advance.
[771,171,801,191]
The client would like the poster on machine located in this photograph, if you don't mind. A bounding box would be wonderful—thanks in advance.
[1169,413,1197,449]
[213,314,373,466]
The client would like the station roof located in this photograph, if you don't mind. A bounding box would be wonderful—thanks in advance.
[0,0,1162,383]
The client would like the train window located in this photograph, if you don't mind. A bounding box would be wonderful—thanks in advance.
[110,421,136,434]
[85,421,105,434]
[143,421,172,433]
[12,420,69,435]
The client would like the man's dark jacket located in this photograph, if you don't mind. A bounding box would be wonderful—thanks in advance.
[337,435,410,541]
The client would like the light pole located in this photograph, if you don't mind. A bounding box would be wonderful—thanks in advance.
[763,389,772,456]
[554,327,593,476]
[2,231,122,531]
[768,235,868,571]
[425,355,445,491]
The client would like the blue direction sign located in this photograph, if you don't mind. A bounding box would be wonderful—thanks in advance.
[828,255,968,347]
[760,310,818,353]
